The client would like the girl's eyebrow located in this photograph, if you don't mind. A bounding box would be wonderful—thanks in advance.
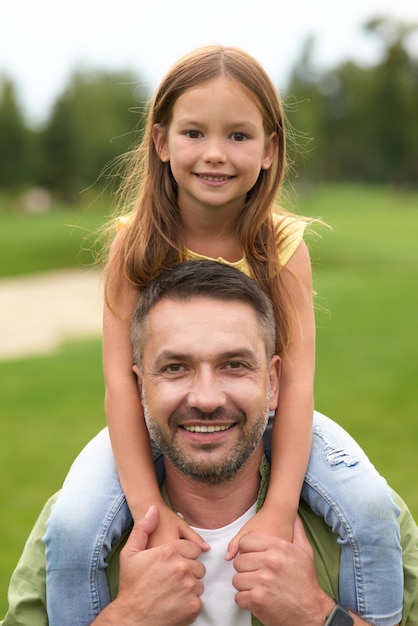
[175,117,200,126]
[175,116,259,131]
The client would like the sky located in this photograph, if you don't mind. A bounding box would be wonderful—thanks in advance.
[1,0,417,127]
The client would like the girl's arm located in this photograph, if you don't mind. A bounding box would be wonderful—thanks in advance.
[103,238,205,548]
[103,291,157,520]
[227,240,315,557]
[264,239,315,533]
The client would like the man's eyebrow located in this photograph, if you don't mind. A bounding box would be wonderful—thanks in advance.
[153,349,257,364]
[217,349,258,361]
[154,350,190,363]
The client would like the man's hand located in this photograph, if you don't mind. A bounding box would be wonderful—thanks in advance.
[93,505,205,625]
[232,515,336,626]
[146,501,209,551]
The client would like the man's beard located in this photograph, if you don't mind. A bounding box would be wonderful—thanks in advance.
[142,390,270,486]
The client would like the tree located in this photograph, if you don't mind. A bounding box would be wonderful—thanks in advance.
[362,17,418,183]
[0,76,33,189]
[40,70,148,201]
[286,17,418,186]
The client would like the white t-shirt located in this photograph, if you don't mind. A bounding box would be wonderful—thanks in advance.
[190,503,257,625]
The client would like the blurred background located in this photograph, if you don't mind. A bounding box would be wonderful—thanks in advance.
[1,0,417,614]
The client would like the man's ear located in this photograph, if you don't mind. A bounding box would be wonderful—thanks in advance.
[268,356,281,411]
[132,364,143,402]
[152,123,170,163]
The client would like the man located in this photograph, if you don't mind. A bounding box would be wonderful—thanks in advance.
[2,260,418,626]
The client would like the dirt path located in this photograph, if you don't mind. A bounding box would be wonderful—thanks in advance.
[0,268,103,360]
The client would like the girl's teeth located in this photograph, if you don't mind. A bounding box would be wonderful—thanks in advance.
[201,175,228,181]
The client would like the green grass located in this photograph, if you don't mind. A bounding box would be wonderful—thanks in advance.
[0,193,110,277]
[302,184,418,512]
[0,341,105,611]
[0,183,417,616]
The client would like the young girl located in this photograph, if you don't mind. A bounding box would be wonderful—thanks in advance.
[44,45,403,625]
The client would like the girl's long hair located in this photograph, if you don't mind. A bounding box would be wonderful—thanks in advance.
[102,45,309,354]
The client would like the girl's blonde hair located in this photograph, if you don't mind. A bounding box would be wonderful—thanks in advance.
[103,45,307,354]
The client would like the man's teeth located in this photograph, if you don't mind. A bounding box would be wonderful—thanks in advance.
[183,424,232,433]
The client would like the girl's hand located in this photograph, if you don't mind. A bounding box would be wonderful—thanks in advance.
[226,505,294,561]
[146,504,210,551]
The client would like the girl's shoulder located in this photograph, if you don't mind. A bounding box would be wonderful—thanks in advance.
[272,212,307,268]
[115,214,134,232]
[272,211,307,235]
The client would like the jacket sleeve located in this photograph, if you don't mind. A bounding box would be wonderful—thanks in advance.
[396,493,418,625]
[0,494,58,626]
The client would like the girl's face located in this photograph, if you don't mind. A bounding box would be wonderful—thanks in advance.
[153,77,277,217]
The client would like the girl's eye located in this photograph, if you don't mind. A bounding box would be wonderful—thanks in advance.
[185,130,203,139]
[230,132,248,142]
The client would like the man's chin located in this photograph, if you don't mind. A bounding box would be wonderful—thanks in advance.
[146,408,269,484]
[167,445,258,485]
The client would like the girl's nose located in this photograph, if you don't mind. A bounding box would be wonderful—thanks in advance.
[202,137,226,164]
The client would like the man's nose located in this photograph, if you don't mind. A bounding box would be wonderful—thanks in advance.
[187,369,226,413]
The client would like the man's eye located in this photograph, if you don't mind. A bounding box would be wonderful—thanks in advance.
[226,361,245,370]
[164,363,185,373]
[185,130,203,139]
[230,133,248,142]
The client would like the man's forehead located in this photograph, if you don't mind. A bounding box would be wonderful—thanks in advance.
[148,295,258,324]
[144,296,263,351]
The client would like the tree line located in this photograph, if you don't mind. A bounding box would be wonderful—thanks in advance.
[0,69,147,203]
[0,17,416,203]
[286,17,418,187]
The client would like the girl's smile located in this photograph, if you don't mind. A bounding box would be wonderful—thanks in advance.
[196,174,234,184]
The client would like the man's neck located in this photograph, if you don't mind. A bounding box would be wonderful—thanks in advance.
[164,446,263,529]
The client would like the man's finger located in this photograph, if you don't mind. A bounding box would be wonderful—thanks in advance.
[125,505,160,555]
[292,515,314,557]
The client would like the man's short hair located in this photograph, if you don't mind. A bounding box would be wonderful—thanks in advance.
[131,260,276,364]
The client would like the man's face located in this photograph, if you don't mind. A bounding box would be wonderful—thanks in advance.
[134,296,280,484]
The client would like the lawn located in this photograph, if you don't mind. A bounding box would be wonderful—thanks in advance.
[0,183,417,616]
[301,184,417,508]
[0,191,109,277]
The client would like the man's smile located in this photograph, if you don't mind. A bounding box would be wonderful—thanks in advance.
[181,423,235,433]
